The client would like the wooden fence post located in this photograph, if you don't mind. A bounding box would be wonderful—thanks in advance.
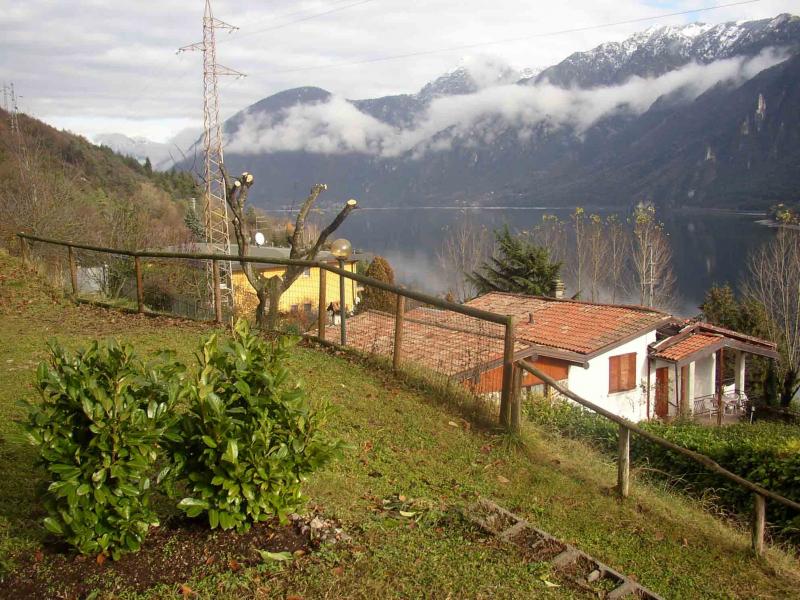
[717,348,724,427]
[752,493,766,557]
[212,259,222,324]
[134,256,144,314]
[67,246,78,297]
[510,362,523,433]
[338,259,347,345]
[318,267,326,341]
[393,294,405,371]
[499,316,516,429]
[19,236,29,266]
[618,424,631,498]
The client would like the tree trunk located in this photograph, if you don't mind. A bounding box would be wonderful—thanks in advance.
[780,369,797,408]
[265,278,283,331]
[254,286,269,329]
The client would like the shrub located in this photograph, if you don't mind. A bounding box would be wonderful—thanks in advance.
[527,399,800,537]
[22,341,183,558]
[172,319,343,531]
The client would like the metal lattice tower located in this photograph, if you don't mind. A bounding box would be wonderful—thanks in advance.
[3,83,21,137]
[179,0,245,311]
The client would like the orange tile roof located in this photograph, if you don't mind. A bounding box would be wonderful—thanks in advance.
[323,309,529,377]
[465,292,670,356]
[651,333,721,361]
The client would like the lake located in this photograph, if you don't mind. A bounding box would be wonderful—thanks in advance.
[306,207,774,317]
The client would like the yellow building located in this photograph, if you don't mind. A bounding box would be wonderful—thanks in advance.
[227,246,359,318]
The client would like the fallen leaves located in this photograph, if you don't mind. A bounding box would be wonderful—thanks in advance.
[496,475,510,484]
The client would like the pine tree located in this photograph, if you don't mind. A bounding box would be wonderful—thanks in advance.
[184,208,205,241]
[360,256,396,312]
[468,226,561,296]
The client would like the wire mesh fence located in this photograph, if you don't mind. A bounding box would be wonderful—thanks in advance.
[16,233,516,425]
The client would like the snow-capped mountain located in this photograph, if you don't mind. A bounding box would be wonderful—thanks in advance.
[180,13,800,211]
[94,133,171,167]
[534,13,800,87]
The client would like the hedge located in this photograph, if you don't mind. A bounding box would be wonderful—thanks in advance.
[527,400,800,538]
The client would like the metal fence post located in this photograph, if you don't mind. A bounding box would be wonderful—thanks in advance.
[499,316,516,429]
[752,494,766,556]
[212,259,223,324]
[318,267,326,341]
[618,425,631,498]
[134,255,144,314]
[393,294,405,371]
[67,246,78,297]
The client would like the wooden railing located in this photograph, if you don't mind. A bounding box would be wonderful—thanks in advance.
[16,232,518,427]
[516,361,800,556]
[17,233,799,557]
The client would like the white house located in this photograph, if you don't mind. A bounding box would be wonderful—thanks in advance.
[464,292,779,422]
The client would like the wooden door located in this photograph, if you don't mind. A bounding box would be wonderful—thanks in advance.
[655,367,669,418]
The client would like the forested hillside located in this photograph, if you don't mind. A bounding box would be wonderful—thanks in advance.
[0,109,199,251]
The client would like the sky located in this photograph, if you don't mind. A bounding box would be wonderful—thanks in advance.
[0,0,796,143]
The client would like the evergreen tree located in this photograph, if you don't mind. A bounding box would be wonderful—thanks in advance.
[360,256,396,312]
[143,157,153,175]
[184,208,205,241]
[468,226,561,296]
[700,284,777,404]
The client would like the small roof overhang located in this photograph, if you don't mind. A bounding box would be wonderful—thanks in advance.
[649,322,779,366]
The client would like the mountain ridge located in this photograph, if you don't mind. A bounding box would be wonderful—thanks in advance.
[176,13,800,211]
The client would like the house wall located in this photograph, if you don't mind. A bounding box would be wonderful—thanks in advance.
[694,354,716,398]
[231,262,358,316]
[567,332,657,422]
[471,355,569,394]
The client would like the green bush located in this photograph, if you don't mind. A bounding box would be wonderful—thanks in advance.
[172,319,343,531]
[22,341,183,558]
[527,399,800,537]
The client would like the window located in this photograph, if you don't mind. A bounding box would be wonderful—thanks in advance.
[301,267,311,278]
[290,304,299,314]
[303,303,313,314]
[609,352,637,393]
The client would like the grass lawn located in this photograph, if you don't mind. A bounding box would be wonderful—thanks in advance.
[1,250,799,599]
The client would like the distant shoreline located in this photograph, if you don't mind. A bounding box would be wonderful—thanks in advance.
[754,218,800,231]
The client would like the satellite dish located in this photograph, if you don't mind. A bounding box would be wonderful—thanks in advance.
[254,232,265,246]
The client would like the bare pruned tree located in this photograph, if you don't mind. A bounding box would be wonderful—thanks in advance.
[585,213,610,302]
[630,203,676,309]
[437,213,493,302]
[743,228,800,407]
[221,166,357,329]
[569,207,588,299]
[606,214,631,304]
[529,213,567,265]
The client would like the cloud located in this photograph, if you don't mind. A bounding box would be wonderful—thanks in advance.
[226,48,788,158]
[4,1,796,141]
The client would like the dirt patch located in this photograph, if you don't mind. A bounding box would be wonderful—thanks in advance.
[558,554,599,579]
[469,501,519,535]
[511,528,566,562]
[0,515,321,599]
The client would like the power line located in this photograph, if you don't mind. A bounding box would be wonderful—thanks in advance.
[229,0,372,34]
[266,0,762,74]
[219,0,379,43]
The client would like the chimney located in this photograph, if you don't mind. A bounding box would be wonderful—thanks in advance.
[554,279,565,299]
[528,312,534,324]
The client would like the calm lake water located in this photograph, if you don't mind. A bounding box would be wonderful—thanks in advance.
[307,207,774,317]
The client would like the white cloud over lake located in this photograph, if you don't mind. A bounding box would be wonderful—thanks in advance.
[227,48,788,158]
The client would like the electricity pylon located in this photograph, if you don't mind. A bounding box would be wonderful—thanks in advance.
[3,83,21,137]
[178,0,245,312]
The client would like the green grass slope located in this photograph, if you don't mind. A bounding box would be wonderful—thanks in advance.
[1,251,799,599]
